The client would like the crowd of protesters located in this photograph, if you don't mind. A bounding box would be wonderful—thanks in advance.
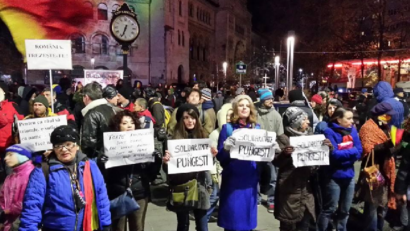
[1,76,410,231]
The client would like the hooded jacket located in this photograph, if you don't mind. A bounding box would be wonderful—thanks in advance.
[323,123,362,179]
[257,104,284,136]
[373,81,404,127]
[0,161,35,231]
[0,100,23,153]
[19,152,111,231]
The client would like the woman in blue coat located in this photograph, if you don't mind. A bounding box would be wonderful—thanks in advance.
[217,95,260,231]
[19,126,111,231]
[317,108,362,231]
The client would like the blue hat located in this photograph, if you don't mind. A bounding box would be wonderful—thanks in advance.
[6,143,34,163]
[371,102,397,116]
[258,88,273,101]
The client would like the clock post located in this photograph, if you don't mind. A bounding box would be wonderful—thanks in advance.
[110,3,140,86]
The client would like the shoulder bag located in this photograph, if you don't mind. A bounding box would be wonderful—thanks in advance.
[110,169,140,220]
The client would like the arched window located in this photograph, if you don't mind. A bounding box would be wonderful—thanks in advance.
[179,1,182,16]
[178,30,181,46]
[182,31,185,47]
[97,3,108,20]
[84,2,93,19]
[92,34,109,55]
[71,34,85,53]
[112,4,120,12]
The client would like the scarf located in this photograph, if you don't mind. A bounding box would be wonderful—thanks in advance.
[359,119,396,209]
[83,161,98,231]
[138,109,156,124]
[286,127,308,136]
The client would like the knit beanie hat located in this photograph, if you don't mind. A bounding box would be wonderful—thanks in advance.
[201,88,212,101]
[118,86,133,100]
[258,88,273,101]
[6,143,35,164]
[176,103,200,122]
[50,125,79,146]
[103,85,118,99]
[285,107,308,129]
[34,94,49,108]
[232,94,253,110]
[288,90,305,103]
[235,87,245,96]
[311,94,323,105]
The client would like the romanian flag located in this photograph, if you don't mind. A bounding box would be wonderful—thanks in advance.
[391,125,404,146]
[0,0,90,57]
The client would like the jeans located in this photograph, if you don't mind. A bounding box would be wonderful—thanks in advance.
[206,177,220,221]
[267,163,277,206]
[112,197,149,231]
[176,209,208,231]
[363,202,387,231]
[317,177,355,231]
[280,210,311,231]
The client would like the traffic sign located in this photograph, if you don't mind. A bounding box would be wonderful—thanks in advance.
[236,61,247,74]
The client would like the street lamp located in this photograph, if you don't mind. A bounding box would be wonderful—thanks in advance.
[223,62,228,84]
[274,56,280,90]
[90,57,95,69]
[286,32,295,95]
[299,69,303,89]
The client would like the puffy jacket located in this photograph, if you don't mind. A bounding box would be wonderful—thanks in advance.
[257,104,284,136]
[81,99,120,159]
[0,100,23,154]
[323,123,362,179]
[373,81,404,127]
[0,161,35,231]
[19,152,111,231]
[52,100,76,127]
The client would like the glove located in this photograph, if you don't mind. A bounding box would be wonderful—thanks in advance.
[98,155,109,164]
[223,137,236,151]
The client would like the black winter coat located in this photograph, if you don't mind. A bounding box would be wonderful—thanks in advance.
[81,99,120,159]
[395,131,410,195]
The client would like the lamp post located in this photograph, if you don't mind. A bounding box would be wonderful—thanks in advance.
[223,62,228,84]
[90,57,95,69]
[274,56,280,90]
[299,68,303,89]
[286,32,295,96]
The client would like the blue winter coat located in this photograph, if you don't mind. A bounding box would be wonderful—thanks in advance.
[323,123,363,179]
[216,123,260,230]
[19,152,111,231]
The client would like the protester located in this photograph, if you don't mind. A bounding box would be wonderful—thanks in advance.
[235,87,245,96]
[18,126,111,231]
[165,88,176,107]
[0,144,35,231]
[213,91,224,113]
[162,104,216,231]
[314,98,343,135]
[394,88,409,118]
[134,98,156,129]
[317,108,363,231]
[118,86,134,111]
[116,79,123,90]
[285,90,314,129]
[42,87,76,127]
[103,111,161,231]
[356,94,368,130]
[19,86,36,116]
[102,85,119,106]
[145,87,165,132]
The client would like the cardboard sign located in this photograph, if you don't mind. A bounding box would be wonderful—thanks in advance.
[25,39,72,70]
[18,115,68,152]
[167,139,213,174]
[230,128,277,162]
[104,129,155,169]
[290,134,330,168]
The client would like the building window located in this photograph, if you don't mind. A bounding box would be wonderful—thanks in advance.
[97,3,108,20]
[189,3,193,17]
[84,2,93,19]
[71,34,85,53]
[178,30,181,46]
[182,31,185,47]
[92,34,109,55]
[179,1,182,16]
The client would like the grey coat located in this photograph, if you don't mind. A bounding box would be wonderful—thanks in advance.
[256,105,284,135]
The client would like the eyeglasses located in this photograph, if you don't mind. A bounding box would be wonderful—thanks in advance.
[54,142,76,151]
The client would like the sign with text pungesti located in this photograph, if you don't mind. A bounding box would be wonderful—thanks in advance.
[18,115,68,152]
[25,40,72,70]
[290,134,330,168]
[167,139,213,174]
[230,129,277,162]
[104,129,155,169]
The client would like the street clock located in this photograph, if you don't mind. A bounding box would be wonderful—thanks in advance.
[110,3,140,47]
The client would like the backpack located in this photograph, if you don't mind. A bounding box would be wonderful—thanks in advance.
[142,116,152,129]
[152,101,171,128]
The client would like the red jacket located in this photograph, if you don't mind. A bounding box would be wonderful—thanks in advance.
[138,109,156,124]
[0,100,23,154]
[120,101,135,112]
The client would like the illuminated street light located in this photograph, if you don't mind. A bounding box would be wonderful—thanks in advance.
[91,57,95,69]
[223,62,228,83]
[286,32,295,95]
[274,56,280,90]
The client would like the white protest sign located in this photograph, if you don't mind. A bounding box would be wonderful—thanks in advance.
[230,129,277,162]
[290,134,330,168]
[104,129,155,169]
[167,139,213,174]
[25,40,72,70]
[18,115,68,152]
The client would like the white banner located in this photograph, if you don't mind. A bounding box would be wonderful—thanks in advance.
[18,115,68,152]
[25,40,72,70]
[290,134,330,168]
[104,129,155,169]
[230,129,277,162]
[167,139,213,174]
[82,70,124,88]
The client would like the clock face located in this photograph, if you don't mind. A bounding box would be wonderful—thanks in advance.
[112,15,139,42]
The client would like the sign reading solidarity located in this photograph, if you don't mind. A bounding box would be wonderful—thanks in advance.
[290,134,330,168]
[230,129,277,162]
[25,39,72,70]
[104,129,155,169]
[167,139,213,174]
[18,115,68,152]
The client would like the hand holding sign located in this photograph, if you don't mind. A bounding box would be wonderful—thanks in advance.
[290,135,330,168]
